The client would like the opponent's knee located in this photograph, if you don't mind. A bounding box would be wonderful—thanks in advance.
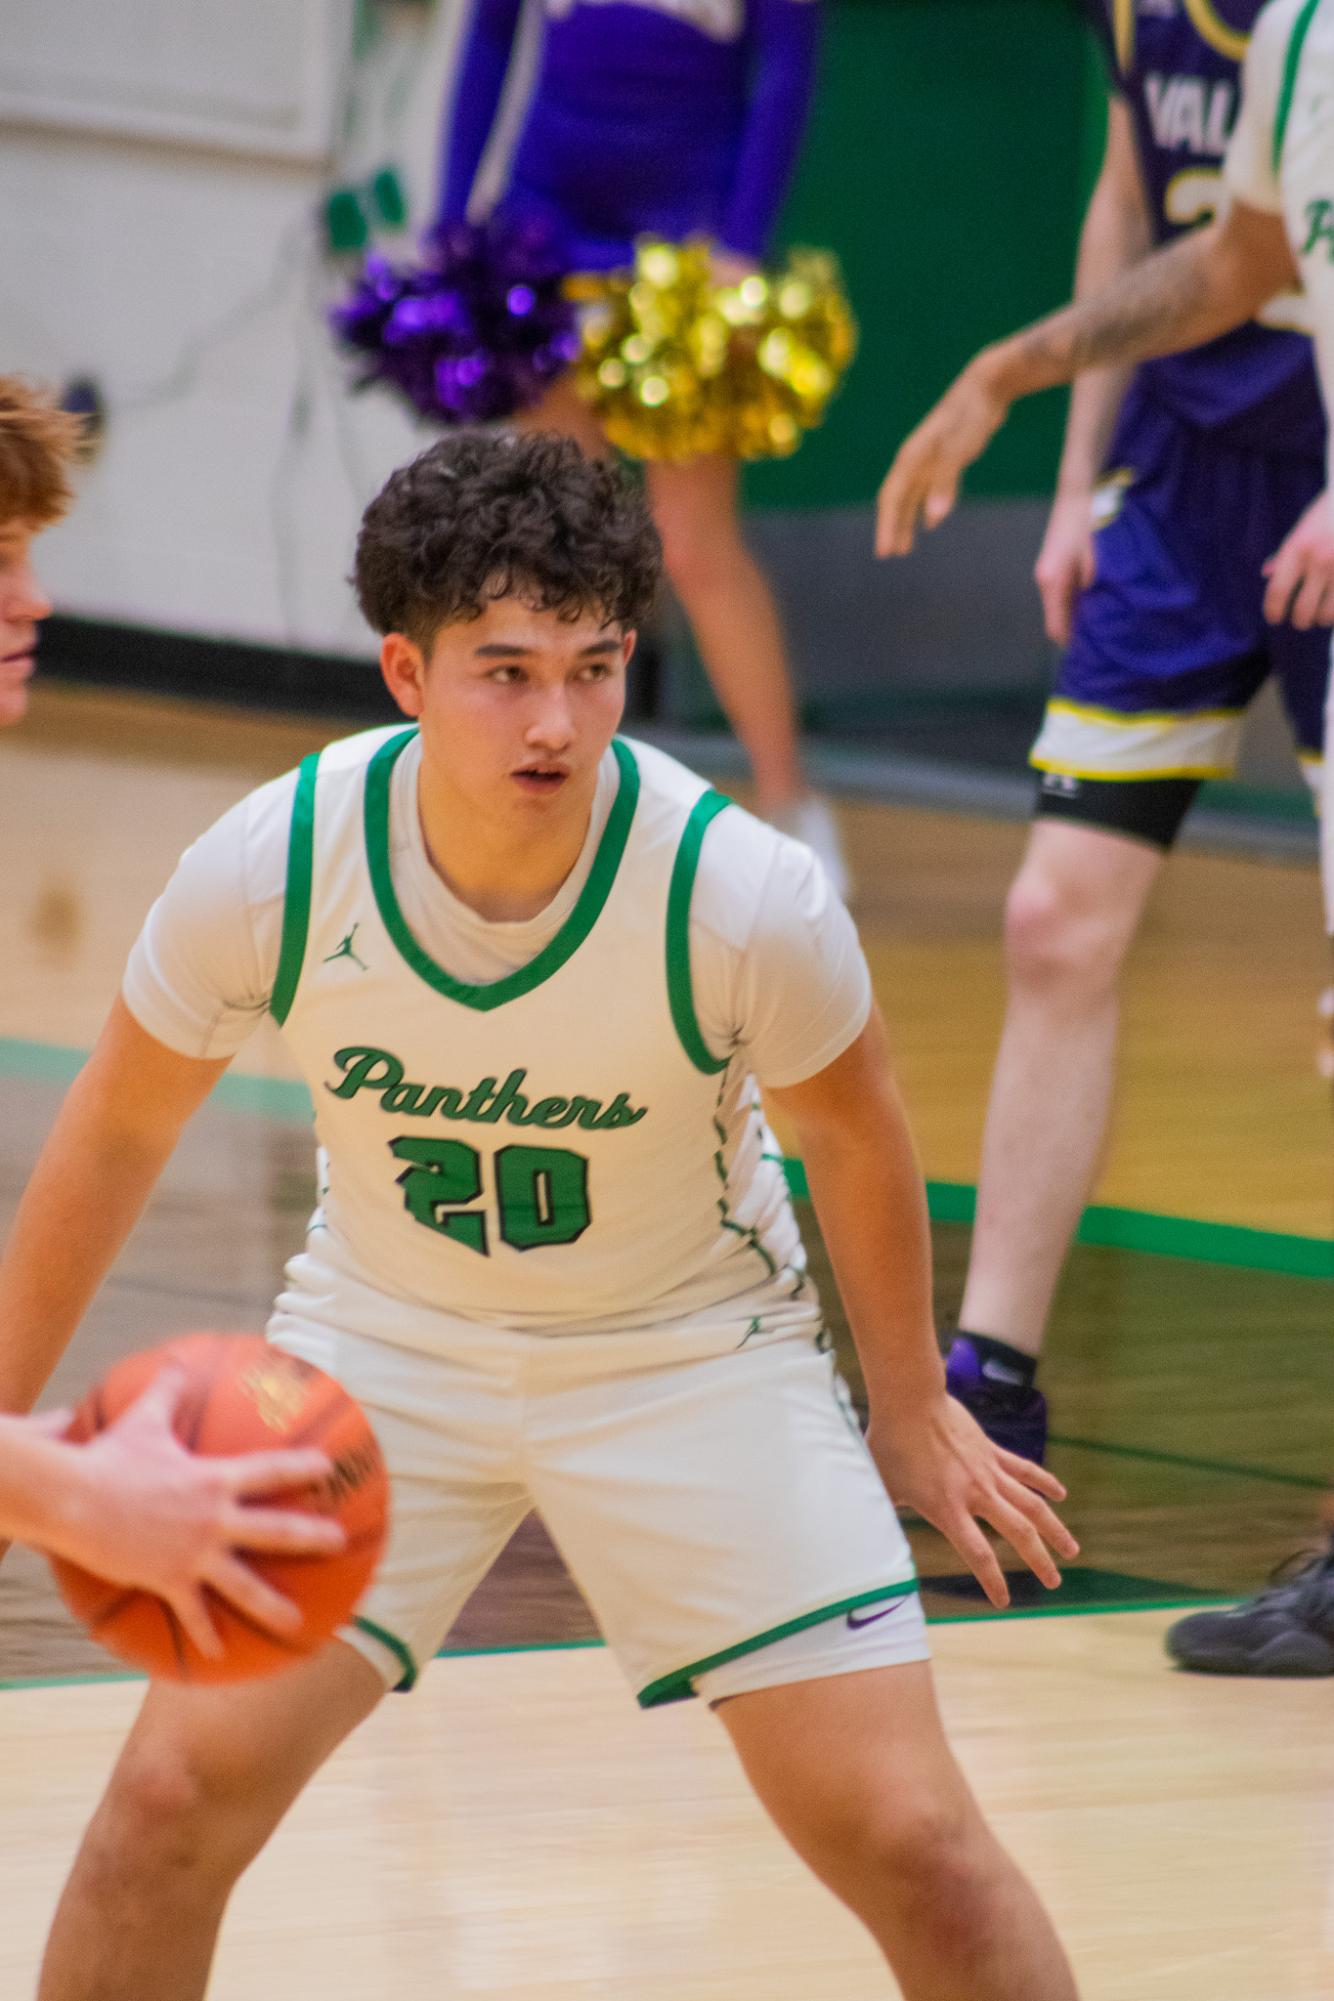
[1003,871,1125,996]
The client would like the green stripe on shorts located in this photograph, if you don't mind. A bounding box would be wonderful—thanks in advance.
[636,1580,921,1708]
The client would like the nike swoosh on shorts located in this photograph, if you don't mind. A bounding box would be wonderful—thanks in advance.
[846,1600,908,1631]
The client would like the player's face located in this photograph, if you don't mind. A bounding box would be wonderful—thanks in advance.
[0,521,52,727]
[384,596,633,818]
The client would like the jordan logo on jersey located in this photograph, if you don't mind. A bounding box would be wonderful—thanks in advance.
[326,1046,649,1132]
[323,923,368,972]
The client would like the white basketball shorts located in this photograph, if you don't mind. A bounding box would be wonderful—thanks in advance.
[268,1267,926,1707]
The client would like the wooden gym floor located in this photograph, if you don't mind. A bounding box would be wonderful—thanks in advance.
[0,683,1331,1997]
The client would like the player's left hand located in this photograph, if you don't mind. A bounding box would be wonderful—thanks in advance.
[1263,490,1334,628]
[867,1393,1078,1609]
[875,356,1013,558]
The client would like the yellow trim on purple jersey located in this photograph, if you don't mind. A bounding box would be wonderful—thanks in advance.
[1182,0,1251,63]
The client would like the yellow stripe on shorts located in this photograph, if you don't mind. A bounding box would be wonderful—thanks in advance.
[1030,700,1246,780]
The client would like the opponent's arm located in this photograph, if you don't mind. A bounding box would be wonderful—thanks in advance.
[434,0,525,226]
[0,1380,344,1654]
[0,997,228,1414]
[766,1008,1078,1608]
[1036,97,1151,646]
[876,197,1298,557]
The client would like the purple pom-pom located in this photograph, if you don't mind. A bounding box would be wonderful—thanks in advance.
[328,217,576,425]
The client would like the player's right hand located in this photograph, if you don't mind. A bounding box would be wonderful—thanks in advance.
[1262,488,1334,629]
[51,1368,347,1658]
[868,1393,1078,1609]
[1034,493,1097,646]
[875,357,1013,558]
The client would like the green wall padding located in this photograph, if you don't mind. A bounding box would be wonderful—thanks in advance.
[751,0,1101,509]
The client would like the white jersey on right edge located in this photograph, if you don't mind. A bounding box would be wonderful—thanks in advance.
[1226,0,1334,926]
[273,727,814,1336]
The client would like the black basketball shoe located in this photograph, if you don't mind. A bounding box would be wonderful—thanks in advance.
[944,1335,1048,1465]
[1165,1534,1334,1676]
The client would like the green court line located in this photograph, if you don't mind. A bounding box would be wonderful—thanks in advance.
[783,1158,1334,1279]
[0,1596,1241,1693]
[436,1637,607,1661]
[0,1667,145,1692]
[4,1036,1330,1276]
[925,1592,1237,1625]
[1048,1433,1331,1492]
[0,1037,313,1122]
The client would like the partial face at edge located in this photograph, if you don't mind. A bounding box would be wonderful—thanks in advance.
[379,595,634,816]
[0,522,52,727]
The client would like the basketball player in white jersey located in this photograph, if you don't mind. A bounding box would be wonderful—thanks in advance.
[1,431,1077,2000]
[0,375,345,1638]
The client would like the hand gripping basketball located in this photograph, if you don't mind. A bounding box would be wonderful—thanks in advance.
[49,1334,389,1682]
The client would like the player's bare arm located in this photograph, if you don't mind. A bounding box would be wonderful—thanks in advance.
[0,997,228,1414]
[876,197,1299,558]
[766,1007,1079,1609]
[1036,96,1151,646]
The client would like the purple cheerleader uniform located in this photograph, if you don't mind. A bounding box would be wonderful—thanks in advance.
[437,0,822,271]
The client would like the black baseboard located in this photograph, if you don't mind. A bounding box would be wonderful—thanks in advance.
[38,615,663,722]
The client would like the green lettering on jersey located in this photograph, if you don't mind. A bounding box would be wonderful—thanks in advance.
[1301,199,1334,260]
[324,1045,647,1130]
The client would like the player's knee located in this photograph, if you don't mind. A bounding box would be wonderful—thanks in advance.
[1003,871,1122,997]
[851,1793,999,1946]
[94,1739,275,1884]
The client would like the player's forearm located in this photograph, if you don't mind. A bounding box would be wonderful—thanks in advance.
[1053,124,1151,495]
[795,1092,943,1416]
[980,208,1291,408]
[0,1422,92,1552]
[0,1077,176,1412]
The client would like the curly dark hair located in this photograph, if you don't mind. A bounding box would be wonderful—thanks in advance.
[353,429,662,646]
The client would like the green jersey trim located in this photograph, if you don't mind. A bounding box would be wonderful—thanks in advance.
[666,790,732,1074]
[636,1580,921,1708]
[353,1614,419,1692]
[1275,0,1322,170]
[270,750,320,1026]
[363,731,641,1010]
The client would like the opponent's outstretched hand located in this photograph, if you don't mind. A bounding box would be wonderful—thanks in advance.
[875,358,1013,559]
[45,1368,347,1658]
[868,1393,1077,1609]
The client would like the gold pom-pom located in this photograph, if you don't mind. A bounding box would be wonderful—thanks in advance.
[570,237,857,462]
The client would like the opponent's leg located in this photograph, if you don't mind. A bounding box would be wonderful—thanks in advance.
[717,1662,1078,2000]
[955,817,1163,1372]
[38,1640,384,2001]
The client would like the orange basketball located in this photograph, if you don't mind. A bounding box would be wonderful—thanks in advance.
[51,1332,389,1684]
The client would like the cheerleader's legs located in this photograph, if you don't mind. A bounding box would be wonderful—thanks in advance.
[512,374,609,461]
[645,451,808,815]
[514,379,810,817]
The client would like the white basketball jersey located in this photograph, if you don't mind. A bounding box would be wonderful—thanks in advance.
[271,726,810,1332]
